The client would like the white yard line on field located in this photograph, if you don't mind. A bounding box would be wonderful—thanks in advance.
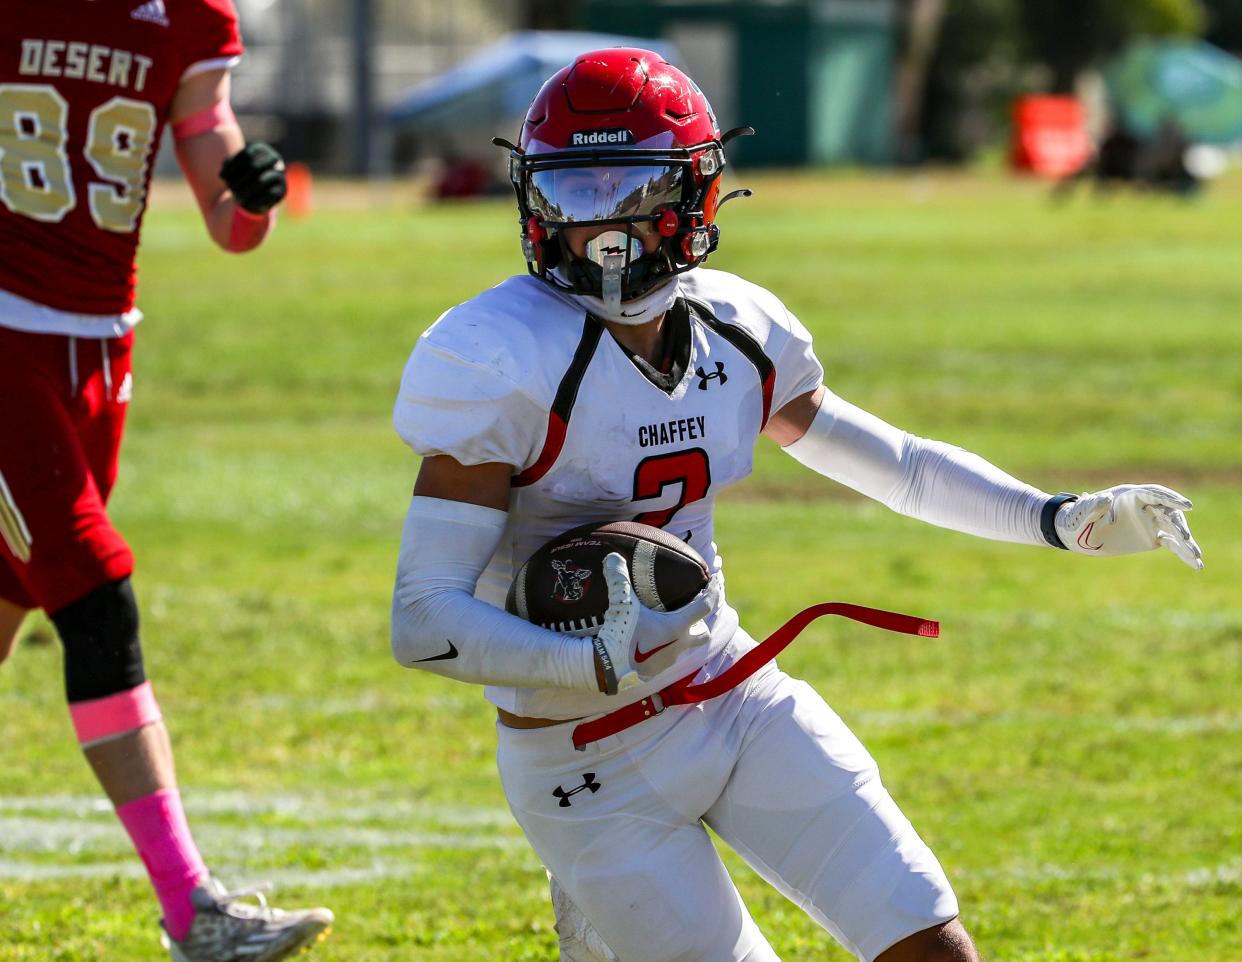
[0,815,524,857]
[0,857,432,886]
[0,791,525,867]
[958,858,1242,891]
[2,853,1238,892]
[0,792,514,827]
[2,791,1238,892]
[847,709,1242,735]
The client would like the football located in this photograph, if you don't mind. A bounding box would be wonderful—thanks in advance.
[507,521,711,632]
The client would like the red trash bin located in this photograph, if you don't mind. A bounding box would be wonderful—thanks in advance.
[1010,96,1092,177]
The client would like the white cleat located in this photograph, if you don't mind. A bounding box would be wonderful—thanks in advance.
[162,877,333,962]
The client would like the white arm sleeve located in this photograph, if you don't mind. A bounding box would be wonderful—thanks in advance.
[784,389,1053,546]
[391,496,599,691]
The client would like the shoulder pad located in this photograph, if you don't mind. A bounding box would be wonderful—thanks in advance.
[681,269,823,413]
[393,277,589,468]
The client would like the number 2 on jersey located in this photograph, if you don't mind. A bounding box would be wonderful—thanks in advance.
[632,448,711,528]
[0,83,155,232]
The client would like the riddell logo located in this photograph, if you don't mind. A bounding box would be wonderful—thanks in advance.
[570,128,635,146]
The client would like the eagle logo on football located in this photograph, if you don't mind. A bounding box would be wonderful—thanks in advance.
[551,559,593,604]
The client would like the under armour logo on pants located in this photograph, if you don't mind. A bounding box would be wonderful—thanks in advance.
[552,773,601,807]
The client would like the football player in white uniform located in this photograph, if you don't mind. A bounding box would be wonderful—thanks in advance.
[390,49,1202,962]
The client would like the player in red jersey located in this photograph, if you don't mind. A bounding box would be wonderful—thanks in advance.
[0,3,331,960]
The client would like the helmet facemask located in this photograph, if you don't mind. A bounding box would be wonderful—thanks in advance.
[505,143,727,321]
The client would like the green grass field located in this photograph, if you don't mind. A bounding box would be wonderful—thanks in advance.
[2,171,1239,961]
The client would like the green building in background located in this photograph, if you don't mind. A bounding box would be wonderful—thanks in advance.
[582,0,897,167]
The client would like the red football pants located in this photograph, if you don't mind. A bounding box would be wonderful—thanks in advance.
[0,325,135,614]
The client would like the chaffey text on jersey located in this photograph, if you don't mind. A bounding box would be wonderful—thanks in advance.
[637,416,707,448]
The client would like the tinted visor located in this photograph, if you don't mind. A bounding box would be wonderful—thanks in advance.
[526,164,685,224]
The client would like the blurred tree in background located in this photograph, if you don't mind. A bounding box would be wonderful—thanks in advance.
[912,0,1022,161]
[1202,0,1242,47]
[1021,0,1205,93]
[910,0,1208,160]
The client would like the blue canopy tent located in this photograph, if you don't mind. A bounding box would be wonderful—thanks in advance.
[386,31,679,177]
[388,31,678,128]
[1105,39,1242,145]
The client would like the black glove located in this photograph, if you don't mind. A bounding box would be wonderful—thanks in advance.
[220,142,287,214]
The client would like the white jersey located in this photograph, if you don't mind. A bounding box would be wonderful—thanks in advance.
[394,269,823,717]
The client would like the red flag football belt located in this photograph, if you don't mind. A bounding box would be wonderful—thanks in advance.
[572,602,938,750]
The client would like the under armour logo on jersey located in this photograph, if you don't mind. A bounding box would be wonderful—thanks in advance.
[131,0,170,27]
[552,773,601,807]
[695,362,727,390]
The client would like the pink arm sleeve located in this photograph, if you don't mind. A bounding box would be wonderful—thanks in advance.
[171,99,236,141]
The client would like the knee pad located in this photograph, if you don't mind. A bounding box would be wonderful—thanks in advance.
[52,577,146,703]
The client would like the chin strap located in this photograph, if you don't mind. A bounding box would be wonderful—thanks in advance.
[565,277,680,326]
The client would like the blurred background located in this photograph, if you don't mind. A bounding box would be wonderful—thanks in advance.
[218,0,1242,195]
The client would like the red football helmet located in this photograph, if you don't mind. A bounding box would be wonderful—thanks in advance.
[497,48,751,312]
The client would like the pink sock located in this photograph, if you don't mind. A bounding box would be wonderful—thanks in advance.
[116,788,209,940]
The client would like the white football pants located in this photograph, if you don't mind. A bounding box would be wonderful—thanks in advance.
[497,630,959,962]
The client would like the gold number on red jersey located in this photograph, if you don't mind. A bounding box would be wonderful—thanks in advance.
[0,84,156,232]
[0,84,75,222]
[85,97,157,232]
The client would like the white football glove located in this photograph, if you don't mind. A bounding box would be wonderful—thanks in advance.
[591,552,723,695]
[1054,484,1203,571]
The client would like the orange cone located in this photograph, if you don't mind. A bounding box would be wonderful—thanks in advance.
[285,161,313,218]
